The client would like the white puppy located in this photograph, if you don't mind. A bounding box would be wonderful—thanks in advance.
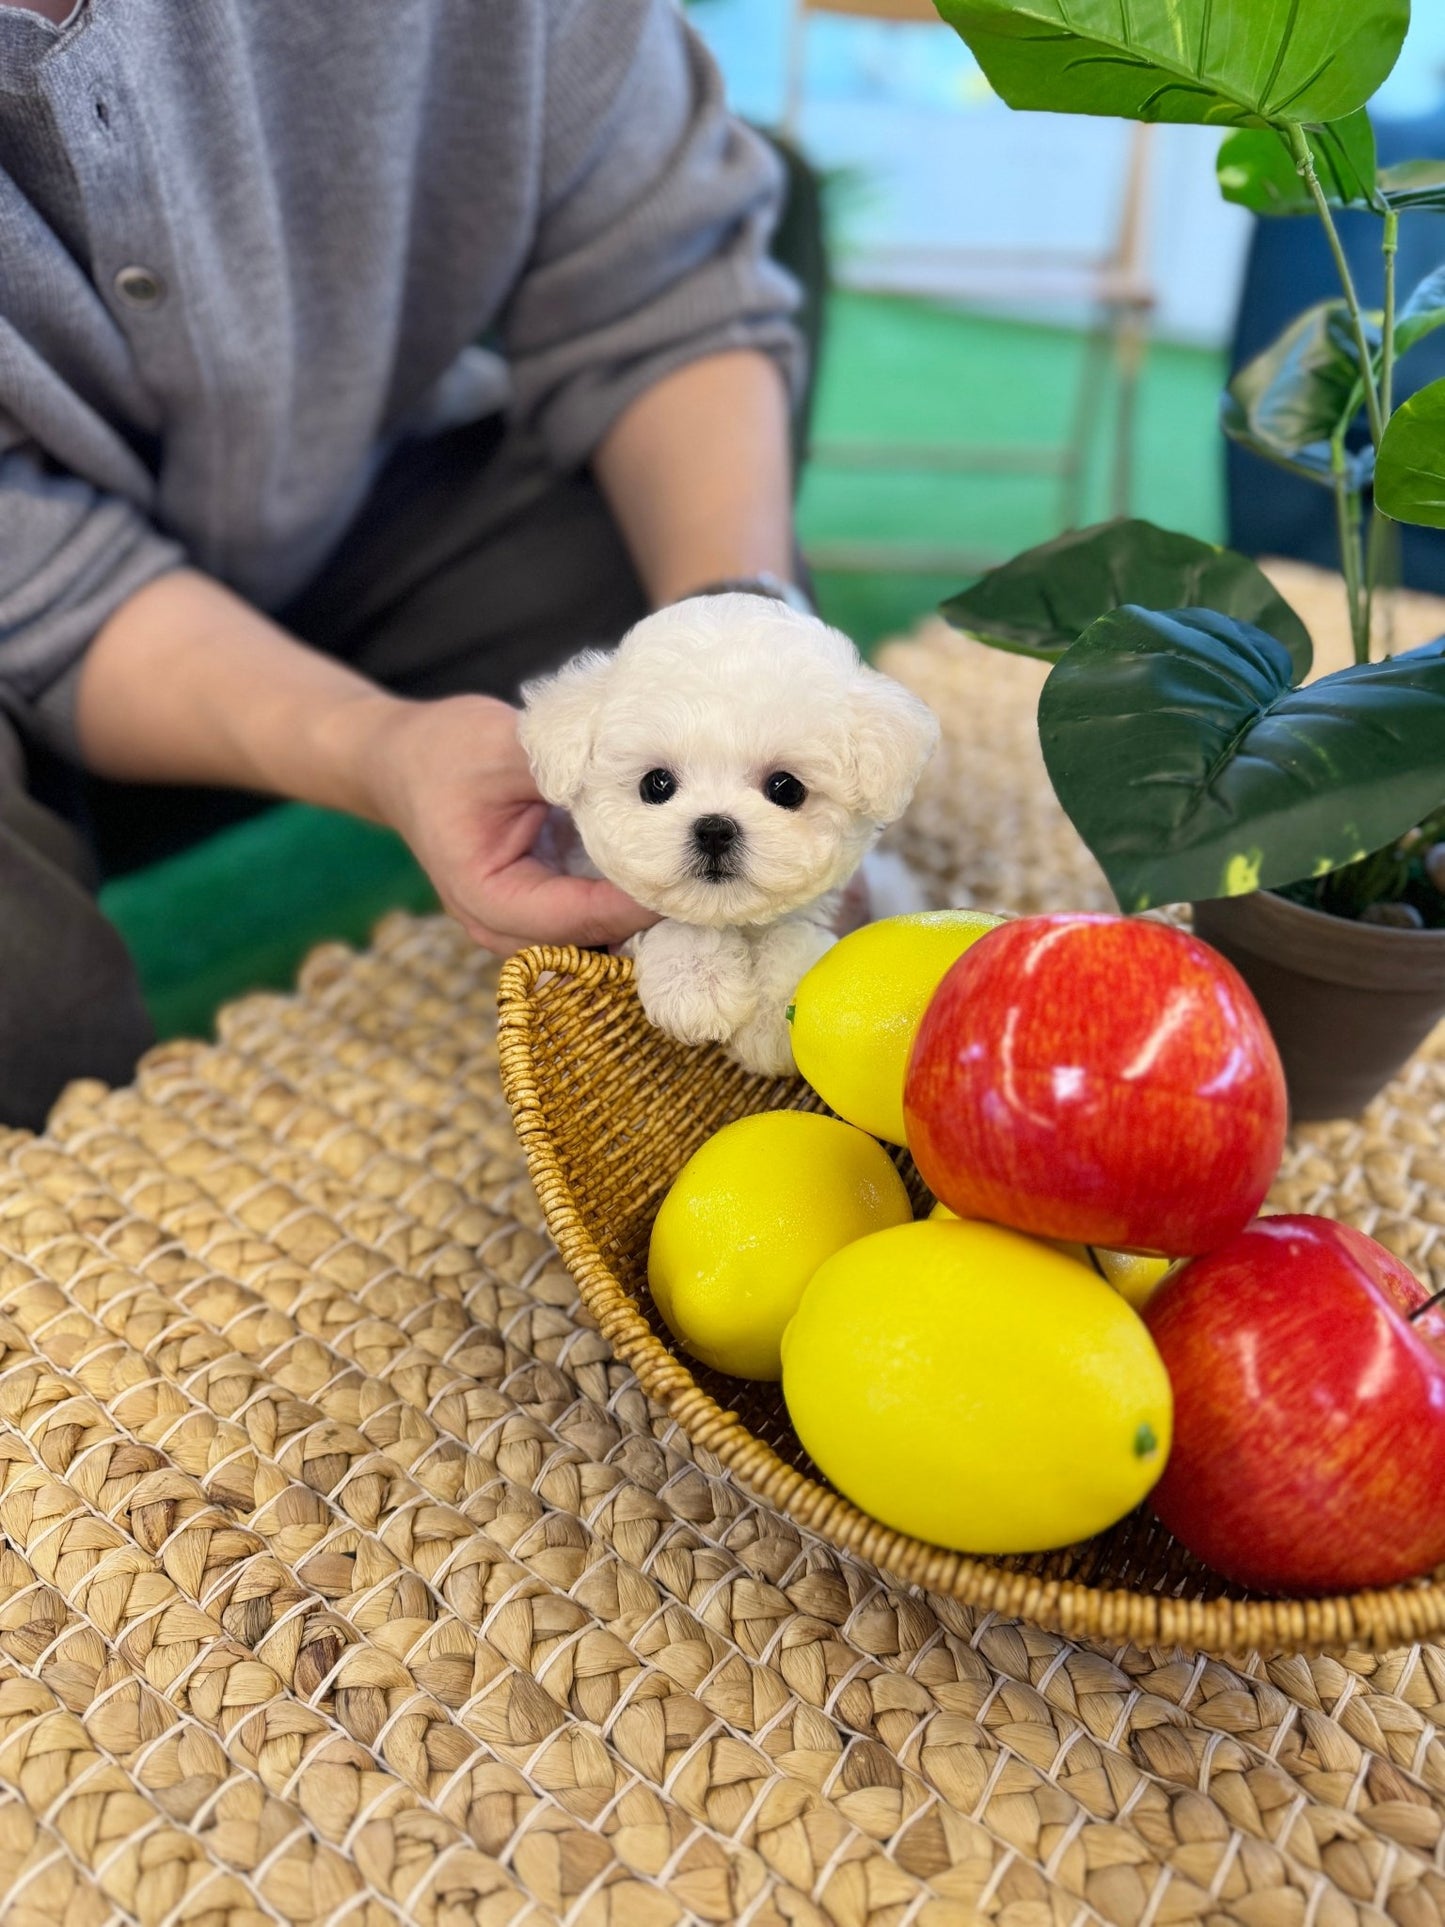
[518,593,939,1077]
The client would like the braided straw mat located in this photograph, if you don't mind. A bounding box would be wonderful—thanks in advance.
[0,562,1440,1927]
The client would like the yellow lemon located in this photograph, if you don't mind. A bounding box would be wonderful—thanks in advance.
[929,1203,1173,1310]
[789,909,1003,1144]
[648,1112,912,1380]
[782,1218,1172,1552]
[1092,1248,1175,1311]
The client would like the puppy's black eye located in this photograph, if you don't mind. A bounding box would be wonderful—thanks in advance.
[639,768,677,805]
[764,771,807,810]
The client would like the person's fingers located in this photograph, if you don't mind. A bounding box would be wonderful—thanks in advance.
[431,885,529,958]
[454,917,525,957]
[476,859,657,948]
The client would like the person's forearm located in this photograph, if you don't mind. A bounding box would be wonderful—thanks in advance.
[71,565,653,953]
[73,568,403,817]
[590,349,797,606]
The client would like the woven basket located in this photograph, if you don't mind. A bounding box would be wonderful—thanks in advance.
[498,942,1445,1657]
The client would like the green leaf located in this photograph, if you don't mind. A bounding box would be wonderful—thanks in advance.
[1221,301,1377,489]
[1217,128,1308,211]
[1039,609,1445,912]
[1376,377,1445,527]
[932,0,1409,128]
[1224,275,1445,498]
[1316,111,1385,210]
[1379,159,1445,213]
[940,518,1313,679]
[1395,266,1445,360]
[1217,112,1379,215]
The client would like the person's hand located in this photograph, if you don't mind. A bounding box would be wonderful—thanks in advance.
[364,692,657,954]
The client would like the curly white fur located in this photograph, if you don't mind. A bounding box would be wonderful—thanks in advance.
[518,593,938,1076]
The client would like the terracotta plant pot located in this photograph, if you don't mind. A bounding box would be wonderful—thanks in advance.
[1191,890,1445,1121]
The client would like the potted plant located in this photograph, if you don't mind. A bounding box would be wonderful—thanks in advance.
[931,0,1445,1118]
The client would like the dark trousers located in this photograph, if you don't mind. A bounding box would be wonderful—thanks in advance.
[0,420,648,1129]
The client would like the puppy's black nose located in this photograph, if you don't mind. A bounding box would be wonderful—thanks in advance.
[692,814,740,857]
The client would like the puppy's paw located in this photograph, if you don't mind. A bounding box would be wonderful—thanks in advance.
[726,1003,798,1079]
[727,918,838,1078]
[633,922,756,1047]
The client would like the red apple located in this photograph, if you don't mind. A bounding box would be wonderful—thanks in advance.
[903,914,1287,1255]
[1331,1220,1445,1340]
[1145,1215,1445,1593]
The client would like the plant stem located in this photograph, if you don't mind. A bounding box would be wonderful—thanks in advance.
[1289,124,1385,447]
[1346,499,1368,662]
[1381,208,1399,421]
[1367,505,1402,656]
[1363,211,1401,662]
[1363,507,1383,662]
[1332,433,1369,663]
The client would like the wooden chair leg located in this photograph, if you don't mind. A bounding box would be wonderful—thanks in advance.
[1109,306,1150,521]
[1060,317,1114,530]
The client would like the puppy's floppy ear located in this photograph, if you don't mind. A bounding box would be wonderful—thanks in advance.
[840,665,940,823]
[517,650,616,807]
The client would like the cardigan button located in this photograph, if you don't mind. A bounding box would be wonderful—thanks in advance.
[114,264,165,308]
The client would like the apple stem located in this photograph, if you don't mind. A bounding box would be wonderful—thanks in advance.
[1407,1286,1445,1323]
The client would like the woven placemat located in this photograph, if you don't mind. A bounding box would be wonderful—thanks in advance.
[0,574,1440,1926]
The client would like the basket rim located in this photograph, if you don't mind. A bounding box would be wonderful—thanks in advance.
[496,942,1445,1656]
